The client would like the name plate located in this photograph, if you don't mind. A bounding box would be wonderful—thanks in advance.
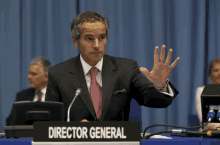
[33,121,141,142]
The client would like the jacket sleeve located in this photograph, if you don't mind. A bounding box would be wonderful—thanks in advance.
[130,60,179,108]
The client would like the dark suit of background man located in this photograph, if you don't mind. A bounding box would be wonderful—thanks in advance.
[6,57,52,125]
[46,11,181,122]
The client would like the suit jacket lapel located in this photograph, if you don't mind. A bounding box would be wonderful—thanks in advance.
[68,55,96,118]
[26,88,35,101]
[101,55,117,120]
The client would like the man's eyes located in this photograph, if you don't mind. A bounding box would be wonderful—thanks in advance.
[85,36,106,41]
[29,73,37,76]
[100,36,106,39]
[86,37,94,40]
[213,69,220,72]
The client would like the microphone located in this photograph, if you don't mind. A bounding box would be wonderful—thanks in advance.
[67,88,81,122]
[207,109,215,122]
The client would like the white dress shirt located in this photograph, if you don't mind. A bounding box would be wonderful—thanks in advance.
[195,86,205,124]
[33,87,47,102]
[80,54,174,96]
[80,55,103,94]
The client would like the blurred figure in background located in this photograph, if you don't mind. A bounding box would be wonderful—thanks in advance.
[196,58,220,130]
[6,57,52,126]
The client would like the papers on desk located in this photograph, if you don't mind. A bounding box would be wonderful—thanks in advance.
[0,133,5,138]
[141,133,172,139]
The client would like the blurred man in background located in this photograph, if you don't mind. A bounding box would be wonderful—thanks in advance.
[6,57,52,126]
[196,58,220,131]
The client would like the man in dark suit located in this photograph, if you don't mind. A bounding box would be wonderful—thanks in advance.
[6,57,52,125]
[46,11,180,122]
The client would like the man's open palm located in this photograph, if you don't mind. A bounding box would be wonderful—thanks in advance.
[140,45,180,87]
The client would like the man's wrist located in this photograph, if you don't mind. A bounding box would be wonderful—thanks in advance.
[154,79,169,91]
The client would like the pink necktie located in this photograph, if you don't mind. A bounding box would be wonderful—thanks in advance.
[37,91,43,102]
[90,67,102,119]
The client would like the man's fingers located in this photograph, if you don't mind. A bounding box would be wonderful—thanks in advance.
[170,57,180,68]
[154,46,159,65]
[139,67,152,81]
[165,49,173,65]
[160,45,166,63]
[139,67,146,73]
[81,119,89,122]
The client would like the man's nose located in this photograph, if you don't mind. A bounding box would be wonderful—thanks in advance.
[93,39,100,48]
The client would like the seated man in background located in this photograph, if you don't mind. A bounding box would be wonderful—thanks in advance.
[6,57,52,126]
[196,58,220,130]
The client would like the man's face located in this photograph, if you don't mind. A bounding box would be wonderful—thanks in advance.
[211,63,220,84]
[28,64,48,90]
[72,21,107,66]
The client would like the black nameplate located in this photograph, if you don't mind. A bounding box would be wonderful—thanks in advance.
[33,121,141,142]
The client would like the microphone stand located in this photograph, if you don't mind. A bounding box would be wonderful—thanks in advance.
[67,88,81,122]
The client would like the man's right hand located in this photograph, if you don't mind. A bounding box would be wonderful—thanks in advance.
[199,124,219,132]
[81,119,89,122]
[203,124,219,130]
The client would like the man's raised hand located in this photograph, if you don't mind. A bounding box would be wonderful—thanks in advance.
[139,45,180,88]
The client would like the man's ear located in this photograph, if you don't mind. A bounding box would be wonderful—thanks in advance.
[72,35,79,48]
[44,72,49,81]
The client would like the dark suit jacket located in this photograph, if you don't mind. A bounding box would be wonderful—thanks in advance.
[46,54,179,121]
[6,88,35,126]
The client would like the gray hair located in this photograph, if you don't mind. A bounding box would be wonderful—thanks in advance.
[207,58,220,78]
[31,57,52,73]
[71,11,110,44]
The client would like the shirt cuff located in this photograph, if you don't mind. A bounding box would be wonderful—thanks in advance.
[159,84,174,97]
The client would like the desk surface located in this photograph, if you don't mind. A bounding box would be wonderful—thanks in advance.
[1,134,220,145]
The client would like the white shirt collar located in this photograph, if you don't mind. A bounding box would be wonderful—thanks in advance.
[80,54,103,75]
[35,86,47,95]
